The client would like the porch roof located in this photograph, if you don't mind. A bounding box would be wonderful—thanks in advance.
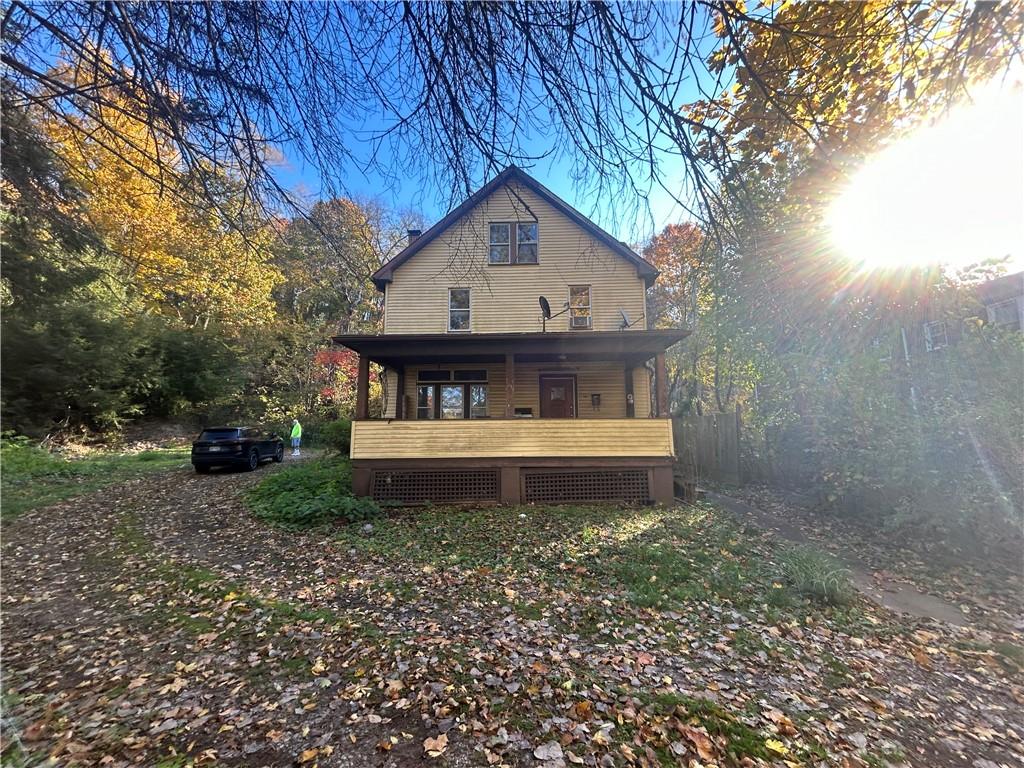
[332,329,689,367]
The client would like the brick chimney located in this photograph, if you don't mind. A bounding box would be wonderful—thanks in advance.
[407,229,422,245]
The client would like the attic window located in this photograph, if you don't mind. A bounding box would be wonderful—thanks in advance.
[488,224,510,264]
[516,223,538,263]
[488,222,539,265]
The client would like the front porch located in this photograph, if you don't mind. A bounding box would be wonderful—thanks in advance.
[333,330,688,504]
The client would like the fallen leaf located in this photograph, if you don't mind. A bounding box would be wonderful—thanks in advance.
[534,741,564,761]
[423,733,448,757]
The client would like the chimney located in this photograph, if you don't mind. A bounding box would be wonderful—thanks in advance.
[407,229,422,245]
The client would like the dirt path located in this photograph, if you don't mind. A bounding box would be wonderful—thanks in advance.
[3,466,1022,768]
[706,492,972,626]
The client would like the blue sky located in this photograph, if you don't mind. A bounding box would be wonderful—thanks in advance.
[267,8,720,249]
[272,144,694,247]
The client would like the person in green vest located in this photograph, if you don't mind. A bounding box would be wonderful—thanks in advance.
[290,418,302,457]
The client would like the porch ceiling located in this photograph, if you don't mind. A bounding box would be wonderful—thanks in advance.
[332,329,689,367]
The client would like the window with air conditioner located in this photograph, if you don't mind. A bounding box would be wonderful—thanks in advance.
[569,285,592,329]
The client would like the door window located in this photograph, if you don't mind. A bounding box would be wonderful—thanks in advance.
[440,385,465,419]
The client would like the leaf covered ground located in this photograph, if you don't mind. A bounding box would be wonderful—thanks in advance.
[1,463,1021,768]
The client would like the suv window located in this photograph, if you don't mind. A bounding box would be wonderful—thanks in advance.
[244,428,261,438]
[199,429,240,441]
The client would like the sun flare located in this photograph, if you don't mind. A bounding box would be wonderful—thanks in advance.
[828,75,1024,272]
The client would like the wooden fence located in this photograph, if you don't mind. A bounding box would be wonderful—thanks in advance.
[673,410,742,486]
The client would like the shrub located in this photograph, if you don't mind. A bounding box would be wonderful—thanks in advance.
[778,545,854,606]
[319,418,352,455]
[246,456,379,528]
[0,434,72,482]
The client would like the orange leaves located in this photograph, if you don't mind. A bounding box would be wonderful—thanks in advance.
[678,723,717,761]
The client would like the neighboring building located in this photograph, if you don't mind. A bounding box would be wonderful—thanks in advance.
[334,166,687,505]
[977,270,1023,332]
[902,270,1023,360]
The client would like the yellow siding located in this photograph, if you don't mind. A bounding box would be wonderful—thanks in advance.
[383,181,648,334]
[383,368,399,419]
[383,361,655,419]
[351,418,674,459]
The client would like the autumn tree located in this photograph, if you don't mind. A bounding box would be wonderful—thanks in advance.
[273,198,416,332]
[42,68,281,327]
[4,2,1019,238]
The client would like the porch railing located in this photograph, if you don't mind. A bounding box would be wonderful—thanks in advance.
[350,418,674,460]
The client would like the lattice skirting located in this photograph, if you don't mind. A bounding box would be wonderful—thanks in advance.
[522,469,650,503]
[355,461,672,505]
[372,469,500,503]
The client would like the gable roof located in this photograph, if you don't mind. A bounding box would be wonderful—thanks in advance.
[371,166,659,290]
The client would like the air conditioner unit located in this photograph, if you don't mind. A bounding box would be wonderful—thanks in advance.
[571,314,591,329]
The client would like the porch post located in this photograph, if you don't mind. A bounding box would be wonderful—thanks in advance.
[624,365,635,418]
[504,352,515,418]
[655,352,669,417]
[355,355,370,420]
[394,367,405,420]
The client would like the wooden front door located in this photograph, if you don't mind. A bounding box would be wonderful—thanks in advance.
[539,375,576,418]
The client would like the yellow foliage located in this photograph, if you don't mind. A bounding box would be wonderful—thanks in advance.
[44,62,281,327]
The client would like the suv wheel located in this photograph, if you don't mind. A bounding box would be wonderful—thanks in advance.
[247,448,260,471]
[272,444,284,463]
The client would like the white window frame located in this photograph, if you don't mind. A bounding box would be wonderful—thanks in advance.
[448,288,471,332]
[488,223,511,264]
[569,285,592,330]
[923,320,948,352]
[987,298,1020,327]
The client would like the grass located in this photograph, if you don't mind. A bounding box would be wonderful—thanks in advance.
[1,436,190,520]
[333,502,868,630]
[777,545,855,606]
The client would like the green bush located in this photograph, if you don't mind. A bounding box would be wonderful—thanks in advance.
[778,546,854,606]
[246,456,378,528]
[319,418,352,455]
[0,434,73,482]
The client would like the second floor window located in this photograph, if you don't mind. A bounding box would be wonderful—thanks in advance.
[569,285,592,329]
[449,288,470,331]
[488,222,539,264]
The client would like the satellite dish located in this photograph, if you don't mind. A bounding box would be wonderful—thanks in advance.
[539,296,552,319]
[619,308,632,329]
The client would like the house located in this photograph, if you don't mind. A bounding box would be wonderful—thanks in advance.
[977,270,1023,332]
[903,270,1023,358]
[333,166,688,505]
